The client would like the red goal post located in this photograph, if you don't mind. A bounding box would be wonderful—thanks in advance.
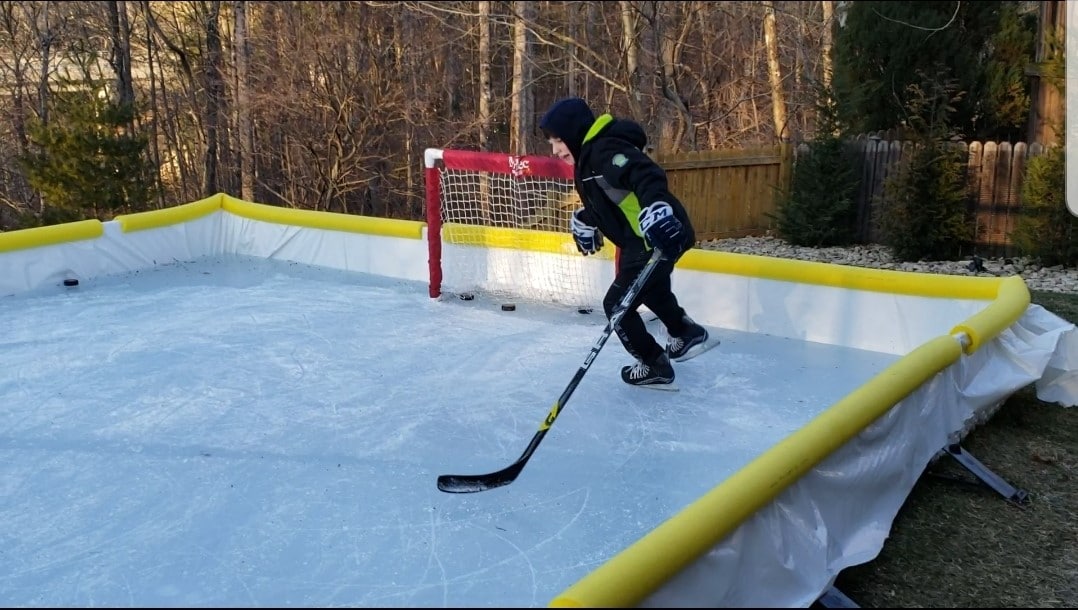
[424,147,616,307]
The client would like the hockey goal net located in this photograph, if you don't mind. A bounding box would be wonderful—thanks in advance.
[424,148,615,307]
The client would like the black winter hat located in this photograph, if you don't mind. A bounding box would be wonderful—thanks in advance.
[539,97,595,161]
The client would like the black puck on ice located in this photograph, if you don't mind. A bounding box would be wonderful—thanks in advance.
[459,293,475,301]
[63,278,79,287]
[577,307,593,314]
[501,303,516,311]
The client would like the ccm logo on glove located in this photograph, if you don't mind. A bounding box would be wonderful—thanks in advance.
[638,201,684,256]
[571,208,604,255]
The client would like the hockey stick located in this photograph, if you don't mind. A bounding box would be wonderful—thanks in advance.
[437,247,665,493]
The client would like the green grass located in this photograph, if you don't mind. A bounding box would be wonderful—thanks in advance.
[832,290,1078,608]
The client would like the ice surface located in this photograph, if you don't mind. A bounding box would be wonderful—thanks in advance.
[0,255,898,607]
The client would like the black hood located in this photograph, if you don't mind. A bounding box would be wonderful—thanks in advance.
[590,116,648,151]
[539,97,595,161]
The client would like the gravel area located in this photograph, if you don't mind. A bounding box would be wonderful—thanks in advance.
[698,236,1078,295]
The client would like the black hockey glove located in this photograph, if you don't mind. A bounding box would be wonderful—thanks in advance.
[638,201,684,257]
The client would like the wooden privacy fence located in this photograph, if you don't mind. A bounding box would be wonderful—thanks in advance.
[654,136,1048,249]
[652,145,792,242]
[853,135,1047,249]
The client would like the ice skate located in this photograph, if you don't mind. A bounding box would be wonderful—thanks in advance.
[667,316,713,362]
[621,352,677,390]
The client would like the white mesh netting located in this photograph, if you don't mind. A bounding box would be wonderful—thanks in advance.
[427,149,614,309]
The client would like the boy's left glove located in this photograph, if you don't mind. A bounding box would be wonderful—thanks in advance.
[638,201,684,256]
[571,208,603,256]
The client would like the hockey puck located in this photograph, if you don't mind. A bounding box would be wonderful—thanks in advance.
[63,278,79,287]
[459,293,475,301]
[577,307,593,314]
[501,303,516,311]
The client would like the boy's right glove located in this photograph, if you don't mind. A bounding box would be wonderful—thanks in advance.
[571,208,603,256]
[638,201,684,256]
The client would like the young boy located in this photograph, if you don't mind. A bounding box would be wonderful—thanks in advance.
[538,97,712,389]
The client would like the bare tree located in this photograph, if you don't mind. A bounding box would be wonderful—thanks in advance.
[0,0,845,227]
[478,0,491,151]
[564,1,577,97]
[234,0,253,201]
[647,1,695,151]
[0,1,40,220]
[29,1,60,125]
[142,1,213,201]
[821,0,834,90]
[0,2,35,153]
[137,1,165,207]
[509,0,534,155]
[21,1,71,217]
[619,0,643,121]
[201,0,224,196]
[106,0,134,109]
[762,0,787,141]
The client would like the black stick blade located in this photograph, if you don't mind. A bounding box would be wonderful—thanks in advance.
[437,462,524,494]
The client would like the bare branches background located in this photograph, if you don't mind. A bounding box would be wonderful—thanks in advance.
[0,0,835,225]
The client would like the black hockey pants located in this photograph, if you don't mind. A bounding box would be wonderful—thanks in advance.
[602,247,689,363]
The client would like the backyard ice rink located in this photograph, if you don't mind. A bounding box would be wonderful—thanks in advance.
[0,254,901,608]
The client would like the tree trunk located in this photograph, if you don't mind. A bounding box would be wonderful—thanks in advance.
[139,2,165,207]
[142,1,200,200]
[107,0,135,111]
[654,2,694,151]
[762,1,788,141]
[33,3,53,128]
[566,2,577,97]
[478,1,491,151]
[619,0,643,121]
[821,0,834,90]
[234,0,254,201]
[0,3,30,153]
[509,0,534,156]
[202,0,223,196]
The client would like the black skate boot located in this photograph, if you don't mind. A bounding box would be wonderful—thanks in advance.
[621,351,676,388]
[666,316,711,362]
